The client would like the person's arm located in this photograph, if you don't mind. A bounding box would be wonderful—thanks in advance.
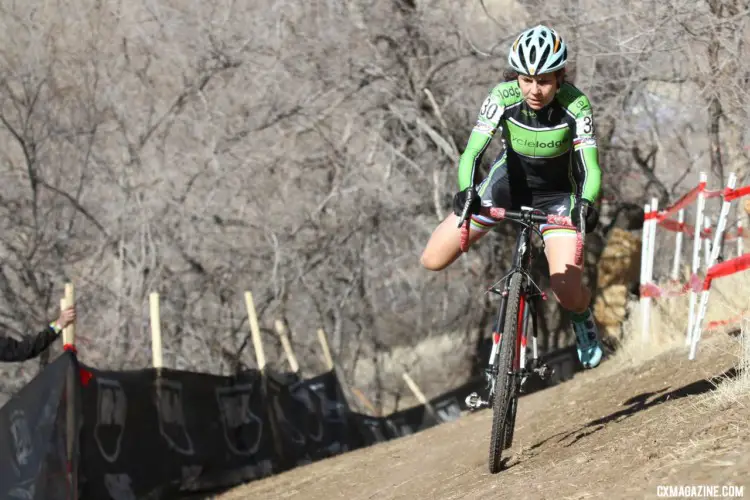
[457,88,506,190]
[0,324,61,362]
[570,94,602,203]
[0,305,76,362]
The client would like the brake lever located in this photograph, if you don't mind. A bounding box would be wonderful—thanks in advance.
[458,188,477,252]
[456,188,476,228]
[459,216,471,252]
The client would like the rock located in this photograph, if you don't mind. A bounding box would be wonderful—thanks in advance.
[597,228,641,288]
[593,228,641,342]
[594,284,628,337]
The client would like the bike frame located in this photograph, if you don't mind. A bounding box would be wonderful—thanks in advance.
[459,204,579,411]
[458,202,581,472]
[486,220,543,397]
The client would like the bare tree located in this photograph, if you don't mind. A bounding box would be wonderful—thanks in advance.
[0,0,747,406]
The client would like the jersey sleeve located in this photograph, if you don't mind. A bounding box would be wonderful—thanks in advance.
[570,95,602,203]
[457,89,506,190]
[0,326,59,361]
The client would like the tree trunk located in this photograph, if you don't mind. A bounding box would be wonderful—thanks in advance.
[707,35,726,258]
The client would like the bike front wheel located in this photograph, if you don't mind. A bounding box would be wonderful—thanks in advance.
[488,271,523,474]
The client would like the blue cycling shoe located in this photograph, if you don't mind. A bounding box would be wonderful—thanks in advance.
[572,308,603,369]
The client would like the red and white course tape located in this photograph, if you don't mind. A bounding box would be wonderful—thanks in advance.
[638,171,750,359]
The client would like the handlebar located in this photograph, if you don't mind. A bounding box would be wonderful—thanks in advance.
[487,208,574,227]
[458,205,582,264]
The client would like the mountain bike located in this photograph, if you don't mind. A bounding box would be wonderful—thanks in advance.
[456,196,583,474]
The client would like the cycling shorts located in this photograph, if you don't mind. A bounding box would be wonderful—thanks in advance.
[470,154,579,240]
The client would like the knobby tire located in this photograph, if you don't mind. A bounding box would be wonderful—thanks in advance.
[502,380,519,450]
[488,271,522,474]
[503,291,527,449]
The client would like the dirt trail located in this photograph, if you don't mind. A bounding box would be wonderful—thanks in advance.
[217,332,750,500]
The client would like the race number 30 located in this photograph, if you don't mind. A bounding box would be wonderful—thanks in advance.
[480,97,500,121]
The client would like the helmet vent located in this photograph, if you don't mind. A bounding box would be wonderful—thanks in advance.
[540,46,550,64]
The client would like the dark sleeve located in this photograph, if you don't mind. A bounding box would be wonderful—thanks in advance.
[0,326,60,362]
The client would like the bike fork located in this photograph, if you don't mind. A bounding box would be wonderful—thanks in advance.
[466,293,554,411]
[519,295,554,391]
[465,282,511,411]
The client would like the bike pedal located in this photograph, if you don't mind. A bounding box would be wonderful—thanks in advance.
[533,364,554,380]
[465,392,490,411]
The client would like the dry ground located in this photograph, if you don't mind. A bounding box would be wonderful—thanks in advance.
[213,329,749,500]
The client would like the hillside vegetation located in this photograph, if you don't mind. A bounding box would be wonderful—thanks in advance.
[0,0,748,414]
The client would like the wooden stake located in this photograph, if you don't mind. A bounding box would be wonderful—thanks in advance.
[315,327,370,415]
[60,298,69,342]
[274,319,300,374]
[316,328,334,370]
[63,283,76,345]
[150,292,163,369]
[244,291,266,372]
[402,371,439,421]
[351,386,379,416]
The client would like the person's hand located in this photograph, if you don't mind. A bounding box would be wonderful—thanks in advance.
[744,197,750,216]
[54,305,76,332]
[572,199,599,234]
[453,186,481,219]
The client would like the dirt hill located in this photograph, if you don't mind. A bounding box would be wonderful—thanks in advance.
[214,330,749,499]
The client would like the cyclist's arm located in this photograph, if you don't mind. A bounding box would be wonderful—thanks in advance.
[571,96,602,203]
[457,91,505,190]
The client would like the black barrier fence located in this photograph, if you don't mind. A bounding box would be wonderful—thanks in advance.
[0,342,582,499]
[0,351,79,500]
[77,363,278,498]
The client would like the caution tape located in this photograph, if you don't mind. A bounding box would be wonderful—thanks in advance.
[639,274,702,298]
[640,253,750,297]
[705,310,748,331]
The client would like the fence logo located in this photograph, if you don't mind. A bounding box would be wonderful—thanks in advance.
[362,418,386,442]
[385,417,413,437]
[434,397,462,423]
[10,410,32,469]
[104,473,137,500]
[308,381,347,424]
[272,394,306,445]
[8,485,35,500]
[8,409,42,500]
[94,378,127,463]
[290,385,324,443]
[155,379,194,456]
[216,384,263,456]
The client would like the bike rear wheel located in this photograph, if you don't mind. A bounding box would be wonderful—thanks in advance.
[488,271,523,473]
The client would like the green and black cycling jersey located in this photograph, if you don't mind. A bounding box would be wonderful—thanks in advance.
[458,80,601,205]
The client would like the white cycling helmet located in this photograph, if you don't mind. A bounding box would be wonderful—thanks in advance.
[508,25,568,76]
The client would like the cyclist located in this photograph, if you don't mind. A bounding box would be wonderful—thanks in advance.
[420,24,603,368]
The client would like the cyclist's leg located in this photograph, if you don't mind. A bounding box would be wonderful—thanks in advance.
[420,155,517,271]
[536,193,603,368]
